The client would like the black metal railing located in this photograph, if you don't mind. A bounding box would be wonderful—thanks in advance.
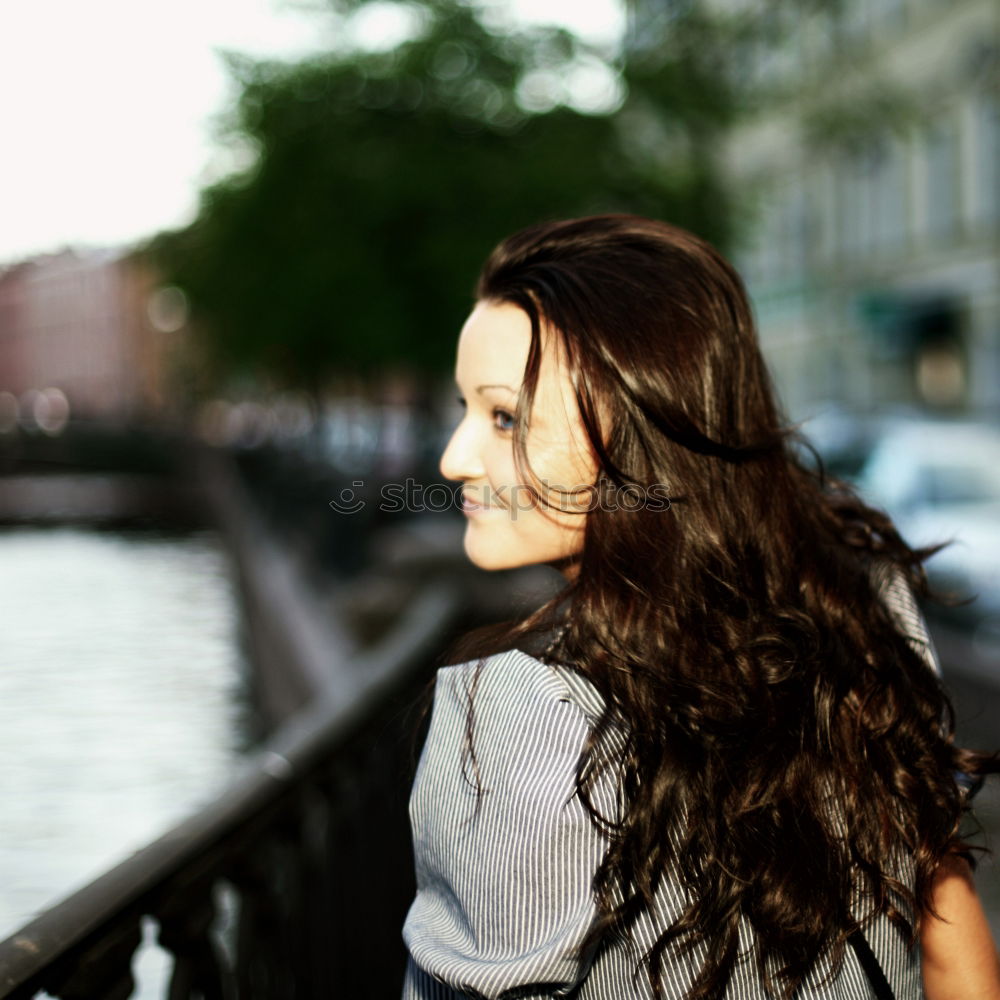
[0,581,461,1000]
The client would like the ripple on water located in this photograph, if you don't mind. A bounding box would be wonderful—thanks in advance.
[0,524,249,945]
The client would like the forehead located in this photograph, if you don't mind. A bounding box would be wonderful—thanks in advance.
[455,300,569,388]
[455,300,530,386]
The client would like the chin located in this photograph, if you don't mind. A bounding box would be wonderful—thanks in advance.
[460,525,528,572]
[463,541,523,572]
[462,532,579,576]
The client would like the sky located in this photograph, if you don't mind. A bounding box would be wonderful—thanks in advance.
[0,0,624,265]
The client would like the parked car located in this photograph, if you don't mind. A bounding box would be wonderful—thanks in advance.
[855,418,1000,633]
[793,401,880,480]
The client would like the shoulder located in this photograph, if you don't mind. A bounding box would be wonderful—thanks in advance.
[436,647,578,718]
[419,648,601,799]
[404,650,616,996]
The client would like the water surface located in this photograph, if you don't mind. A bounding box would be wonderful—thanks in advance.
[0,524,249,945]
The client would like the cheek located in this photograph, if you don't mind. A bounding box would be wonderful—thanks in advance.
[482,442,521,504]
[528,437,598,505]
[492,430,596,544]
[513,471,591,556]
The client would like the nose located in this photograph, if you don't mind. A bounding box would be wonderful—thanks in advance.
[439,414,485,483]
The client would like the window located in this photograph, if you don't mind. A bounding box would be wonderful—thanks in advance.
[972,93,1000,227]
[871,137,908,251]
[925,116,961,242]
[837,148,882,258]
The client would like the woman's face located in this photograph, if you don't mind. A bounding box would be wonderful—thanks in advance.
[440,300,599,577]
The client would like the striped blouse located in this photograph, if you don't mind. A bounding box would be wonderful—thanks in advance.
[401,562,948,999]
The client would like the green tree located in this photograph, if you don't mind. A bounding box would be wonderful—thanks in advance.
[153,0,904,399]
[150,0,746,398]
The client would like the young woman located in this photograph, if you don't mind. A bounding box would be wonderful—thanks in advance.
[400,215,1000,999]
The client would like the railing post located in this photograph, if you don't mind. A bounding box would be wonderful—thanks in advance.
[44,921,143,1000]
[157,883,231,1000]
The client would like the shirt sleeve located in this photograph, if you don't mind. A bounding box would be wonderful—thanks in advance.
[871,558,986,805]
[402,649,614,1000]
[871,556,942,676]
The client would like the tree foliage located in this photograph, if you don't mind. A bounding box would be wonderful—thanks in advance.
[152,0,890,394]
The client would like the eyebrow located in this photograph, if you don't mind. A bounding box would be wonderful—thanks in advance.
[454,379,519,395]
[475,383,518,394]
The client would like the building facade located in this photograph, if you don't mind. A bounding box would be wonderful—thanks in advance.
[629,0,1000,424]
[0,248,183,427]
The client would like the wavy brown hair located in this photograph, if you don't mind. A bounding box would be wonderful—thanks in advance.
[435,214,999,1000]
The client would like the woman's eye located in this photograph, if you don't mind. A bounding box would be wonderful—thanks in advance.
[493,408,515,433]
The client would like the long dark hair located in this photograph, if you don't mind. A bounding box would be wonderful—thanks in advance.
[437,214,999,1000]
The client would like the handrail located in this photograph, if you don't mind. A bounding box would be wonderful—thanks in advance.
[0,579,462,999]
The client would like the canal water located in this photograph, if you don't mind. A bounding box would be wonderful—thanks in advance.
[0,523,252,993]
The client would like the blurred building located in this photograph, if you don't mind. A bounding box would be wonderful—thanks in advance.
[0,248,185,426]
[630,0,999,423]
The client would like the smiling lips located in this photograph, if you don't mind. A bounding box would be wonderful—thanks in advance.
[460,492,497,515]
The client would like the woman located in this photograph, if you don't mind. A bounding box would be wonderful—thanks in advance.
[401,214,1000,999]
